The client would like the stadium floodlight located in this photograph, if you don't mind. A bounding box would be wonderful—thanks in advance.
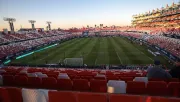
[29,20,36,29]
[46,21,52,30]
[3,17,16,32]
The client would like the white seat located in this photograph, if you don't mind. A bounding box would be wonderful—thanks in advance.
[35,72,43,75]
[28,73,38,77]
[22,88,48,102]
[100,70,106,74]
[58,74,70,79]
[133,77,148,84]
[0,75,3,85]
[95,74,106,79]
[20,71,28,74]
[96,74,106,77]
[107,80,126,94]
[38,74,48,78]
[0,70,6,74]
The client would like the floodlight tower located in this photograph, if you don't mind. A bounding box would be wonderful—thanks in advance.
[29,20,36,29]
[46,21,51,30]
[3,17,16,32]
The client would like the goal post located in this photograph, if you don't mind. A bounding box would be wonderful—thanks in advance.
[64,58,83,66]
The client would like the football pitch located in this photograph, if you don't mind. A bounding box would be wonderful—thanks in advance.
[11,37,169,66]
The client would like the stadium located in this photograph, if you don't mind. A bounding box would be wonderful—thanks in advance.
[0,0,180,102]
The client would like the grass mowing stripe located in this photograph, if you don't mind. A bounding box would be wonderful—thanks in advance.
[121,38,154,64]
[96,37,109,65]
[95,37,104,65]
[66,38,92,58]
[84,37,100,66]
[73,38,97,59]
[115,50,122,64]
[114,37,141,64]
[107,37,120,65]
[112,37,131,64]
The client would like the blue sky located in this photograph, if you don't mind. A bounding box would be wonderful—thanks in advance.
[0,0,178,30]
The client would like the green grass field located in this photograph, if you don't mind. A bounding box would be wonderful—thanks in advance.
[11,37,170,66]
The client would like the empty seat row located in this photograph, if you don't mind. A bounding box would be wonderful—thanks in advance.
[126,81,180,97]
[2,75,107,93]
[1,75,180,97]
[1,70,178,83]
[1,87,180,102]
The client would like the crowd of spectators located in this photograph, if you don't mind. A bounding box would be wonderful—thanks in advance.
[0,30,81,59]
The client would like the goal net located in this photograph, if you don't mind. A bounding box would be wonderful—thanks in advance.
[64,58,83,66]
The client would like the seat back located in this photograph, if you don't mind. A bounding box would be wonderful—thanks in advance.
[145,96,180,102]
[0,88,11,102]
[42,77,57,89]
[126,81,146,94]
[0,75,3,85]
[78,92,107,102]
[167,82,180,97]
[58,74,70,79]
[147,81,168,96]
[38,74,48,78]
[27,73,37,77]
[90,79,107,93]
[6,87,23,102]
[73,79,90,91]
[3,75,14,86]
[22,88,48,102]
[48,91,77,102]
[94,74,106,80]
[0,70,6,74]
[133,77,148,84]
[56,79,73,90]
[14,75,28,86]
[107,80,126,94]
[119,77,134,82]
[28,77,42,88]
[107,76,119,81]
[109,94,144,102]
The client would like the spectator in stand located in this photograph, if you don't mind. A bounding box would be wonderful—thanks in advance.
[147,60,172,79]
[169,62,180,79]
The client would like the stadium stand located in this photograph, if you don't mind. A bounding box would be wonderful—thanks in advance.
[0,66,180,98]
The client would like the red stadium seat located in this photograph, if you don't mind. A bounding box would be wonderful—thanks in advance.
[6,87,23,102]
[78,92,107,102]
[94,76,106,80]
[167,82,180,97]
[56,79,73,90]
[119,77,134,82]
[147,81,168,96]
[14,75,28,86]
[166,78,179,83]
[48,91,77,102]
[90,79,107,93]
[3,75,15,86]
[109,94,144,102]
[47,74,58,79]
[148,78,165,82]
[27,77,42,88]
[126,81,146,94]
[42,77,57,89]
[81,76,93,81]
[73,79,90,91]
[107,76,119,81]
[73,76,81,80]
[0,88,11,102]
[145,96,180,102]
